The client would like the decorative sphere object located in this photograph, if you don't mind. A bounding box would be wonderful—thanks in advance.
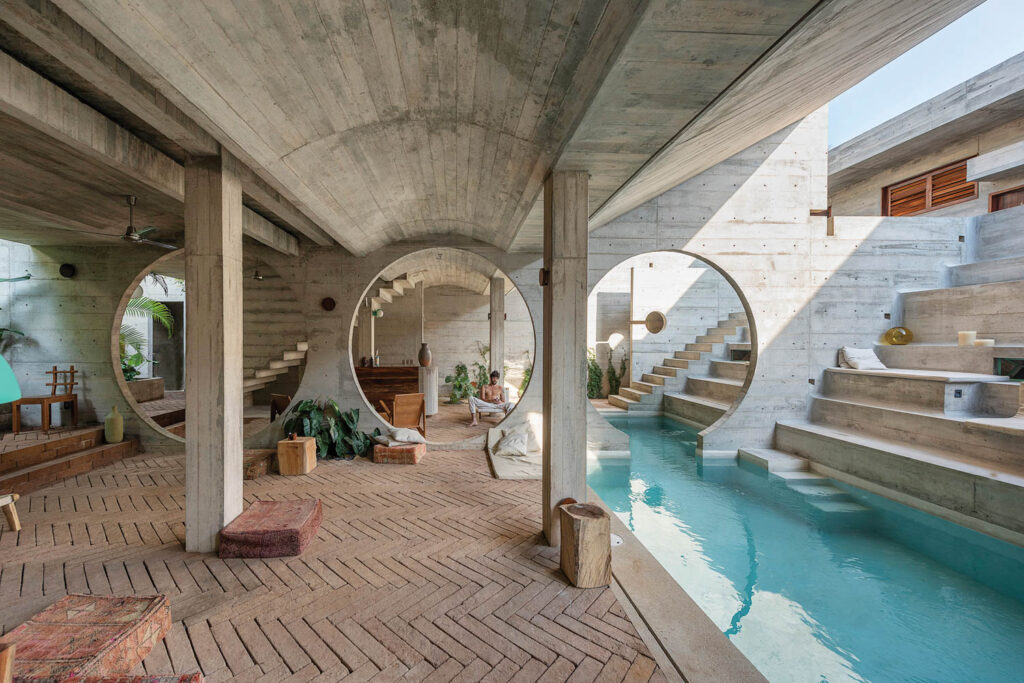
[883,326,913,345]
[644,311,667,334]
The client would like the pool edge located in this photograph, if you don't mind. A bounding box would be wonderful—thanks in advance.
[587,486,767,683]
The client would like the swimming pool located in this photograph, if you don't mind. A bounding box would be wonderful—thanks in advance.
[588,415,1024,683]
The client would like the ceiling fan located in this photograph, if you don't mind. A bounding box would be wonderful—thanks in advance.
[119,195,176,249]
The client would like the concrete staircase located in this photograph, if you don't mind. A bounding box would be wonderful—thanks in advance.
[0,426,139,496]
[243,341,308,397]
[608,312,749,419]
[739,448,871,518]
[755,207,1024,538]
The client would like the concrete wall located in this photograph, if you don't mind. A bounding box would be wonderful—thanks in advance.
[830,117,1024,216]
[587,251,742,391]
[589,107,961,452]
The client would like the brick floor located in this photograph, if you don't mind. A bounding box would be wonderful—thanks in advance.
[0,446,665,682]
[424,401,506,444]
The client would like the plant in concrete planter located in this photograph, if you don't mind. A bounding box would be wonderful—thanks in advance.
[445,363,472,403]
[283,399,379,459]
[606,349,626,396]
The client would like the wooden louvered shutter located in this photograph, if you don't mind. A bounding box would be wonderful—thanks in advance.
[931,162,975,209]
[883,160,976,216]
[886,176,928,216]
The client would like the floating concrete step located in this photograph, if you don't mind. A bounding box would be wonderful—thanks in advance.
[607,394,635,410]
[652,366,678,377]
[640,374,666,386]
[608,394,655,412]
[710,359,749,380]
[629,380,661,394]
[696,334,725,344]
[738,448,809,472]
[664,392,728,427]
[728,312,747,321]
[282,350,306,361]
[269,359,302,369]
[810,395,1024,468]
[253,366,290,379]
[948,255,1024,287]
[685,375,744,403]
[774,420,1024,535]
[244,378,269,391]
[686,342,713,352]
[619,386,658,403]
[728,342,751,351]
[821,367,1010,414]
[772,470,830,483]
[375,289,393,303]
[673,350,701,360]
[295,341,309,352]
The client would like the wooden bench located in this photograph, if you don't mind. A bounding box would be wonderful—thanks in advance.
[12,365,78,433]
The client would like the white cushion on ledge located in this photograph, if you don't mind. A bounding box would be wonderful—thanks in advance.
[839,347,887,370]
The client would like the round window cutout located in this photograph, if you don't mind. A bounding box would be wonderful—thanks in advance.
[351,248,536,446]
[587,251,754,431]
[112,249,307,441]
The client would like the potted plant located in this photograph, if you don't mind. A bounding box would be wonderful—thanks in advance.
[282,398,380,459]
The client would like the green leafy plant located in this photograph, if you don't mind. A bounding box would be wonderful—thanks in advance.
[586,348,604,399]
[119,296,175,380]
[606,349,626,396]
[471,361,490,391]
[519,364,532,396]
[444,362,473,403]
[282,398,380,459]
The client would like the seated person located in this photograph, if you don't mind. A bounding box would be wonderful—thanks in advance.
[469,370,512,426]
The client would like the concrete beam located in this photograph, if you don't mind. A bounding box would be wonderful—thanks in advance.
[243,208,299,257]
[184,151,244,553]
[490,276,504,375]
[542,171,589,545]
[967,141,1024,183]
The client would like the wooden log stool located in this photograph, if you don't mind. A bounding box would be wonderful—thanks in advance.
[559,502,611,588]
[12,365,79,433]
[277,436,316,475]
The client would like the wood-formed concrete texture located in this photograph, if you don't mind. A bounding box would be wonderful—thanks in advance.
[0,448,676,682]
[0,0,977,256]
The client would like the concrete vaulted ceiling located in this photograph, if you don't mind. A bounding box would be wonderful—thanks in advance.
[0,0,982,253]
[379,247,512,295]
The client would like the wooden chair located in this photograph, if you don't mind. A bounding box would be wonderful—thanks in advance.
[270,393,292,422]
[12,366,78,433]
[378,392,426,437]
[0,493,19,532]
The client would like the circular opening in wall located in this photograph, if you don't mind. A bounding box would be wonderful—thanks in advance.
[350,247,536,447]
[587,250,755,433]
[111,249,307,442]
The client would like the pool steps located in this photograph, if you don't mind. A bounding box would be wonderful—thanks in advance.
[737,448,870,515]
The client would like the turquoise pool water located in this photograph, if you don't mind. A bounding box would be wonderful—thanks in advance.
[588,416,1024,683]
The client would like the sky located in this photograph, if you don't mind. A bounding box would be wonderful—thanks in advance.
[828,0,1024,148]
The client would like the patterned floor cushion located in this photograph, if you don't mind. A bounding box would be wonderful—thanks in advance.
[81,675,203,682]
[219,499,322,558]
[0,594,170,681]
[372,442,426,465]
[242,449,277,479]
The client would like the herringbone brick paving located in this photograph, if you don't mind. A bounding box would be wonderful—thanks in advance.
[0,447,666,682]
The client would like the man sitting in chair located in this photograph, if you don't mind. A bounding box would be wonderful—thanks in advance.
[469,370,512,426]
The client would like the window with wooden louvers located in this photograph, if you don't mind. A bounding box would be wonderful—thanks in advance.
[883,160,977,216]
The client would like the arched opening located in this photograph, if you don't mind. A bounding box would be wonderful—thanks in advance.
[110,249,307,441]
[587,250,756,434]
[350,247,536,446]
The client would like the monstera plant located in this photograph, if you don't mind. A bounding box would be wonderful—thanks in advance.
[282,398,380,459]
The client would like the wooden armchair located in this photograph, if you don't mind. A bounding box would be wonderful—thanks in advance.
[270,393,292,422]
[378,392,426,437]
[12,366,78,433]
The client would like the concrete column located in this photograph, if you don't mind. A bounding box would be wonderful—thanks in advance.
[184,151,244,553]
[542,171,589,545]
[489,277,504,375]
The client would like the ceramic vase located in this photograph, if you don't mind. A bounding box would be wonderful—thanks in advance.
[418,342,432,367]
[104,405,124,443]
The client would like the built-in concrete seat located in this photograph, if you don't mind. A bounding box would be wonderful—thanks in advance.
[775,419,1024,537]
[828,367,1008,382]
[663,392,728,426]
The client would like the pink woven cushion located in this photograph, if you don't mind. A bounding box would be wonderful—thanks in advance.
[81,675,203,682]
[373,442,425,465]
[0,594,170,681]
[219,500,322,558]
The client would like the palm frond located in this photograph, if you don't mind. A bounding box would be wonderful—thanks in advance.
[119,325,147,354]
[124,296,174,336]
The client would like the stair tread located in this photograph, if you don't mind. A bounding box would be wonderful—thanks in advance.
[0,439,138,482]
[777,419,1024,484]
[738,448,808,472]
[687,375,745,387]
[609,394,638,405]
[827,367,1008,383]
[807,499,870,514]
[813,394,1024,430]
[664,392,730,409]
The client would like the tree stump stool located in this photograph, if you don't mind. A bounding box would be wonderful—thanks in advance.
[559,502,611,588]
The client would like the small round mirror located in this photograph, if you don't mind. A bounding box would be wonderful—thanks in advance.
[644,310,667,334]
